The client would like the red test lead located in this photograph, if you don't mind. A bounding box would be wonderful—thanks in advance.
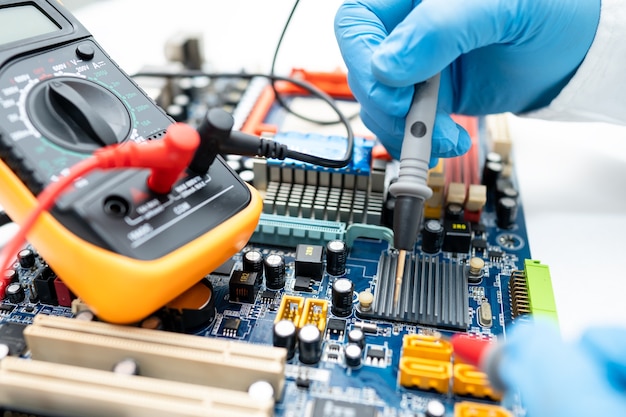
[451,334,507,393]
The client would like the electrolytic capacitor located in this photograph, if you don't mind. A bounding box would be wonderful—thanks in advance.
[5,282,24,303]
[344,343,362,368]
[496,197,518,229]
[445,203,464,221]
[273,319,297,360]
[264,254,286,290]
[243,250,264,273]
[421,219,444,254]
[347,328,365,349]
[3,269,18,283]
[482,161,503,189]
[331,278,354,317]
[298,324,322,364]
[17,249,36,268]
[326,240,347,276]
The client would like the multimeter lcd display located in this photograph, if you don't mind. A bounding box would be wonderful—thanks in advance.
[0,4,59,45]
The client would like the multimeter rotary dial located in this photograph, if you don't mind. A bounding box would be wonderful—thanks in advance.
[26,77,131,152]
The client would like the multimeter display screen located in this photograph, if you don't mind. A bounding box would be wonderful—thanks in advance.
[0,4,60,45]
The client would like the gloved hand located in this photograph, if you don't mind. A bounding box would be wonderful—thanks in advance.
[334,0,600,161]
[499,320,626,417]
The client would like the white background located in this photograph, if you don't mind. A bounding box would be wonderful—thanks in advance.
[2,0,625,339]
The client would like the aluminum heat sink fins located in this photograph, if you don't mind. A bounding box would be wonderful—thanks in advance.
[358,252,469,330]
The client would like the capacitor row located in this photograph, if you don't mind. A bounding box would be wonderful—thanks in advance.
[273,319,367,367]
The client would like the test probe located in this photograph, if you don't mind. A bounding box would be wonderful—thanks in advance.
[388,74,440,305]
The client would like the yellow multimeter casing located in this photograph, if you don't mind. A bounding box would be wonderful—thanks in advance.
[0,0,263,323]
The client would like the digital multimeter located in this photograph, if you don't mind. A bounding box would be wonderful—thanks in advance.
[0,0,262,323]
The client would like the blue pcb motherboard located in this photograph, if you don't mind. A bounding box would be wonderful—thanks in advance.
[0,90,556,416]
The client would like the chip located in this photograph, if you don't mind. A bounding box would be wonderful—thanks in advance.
[221,318,241,337]
[0,322,27,356]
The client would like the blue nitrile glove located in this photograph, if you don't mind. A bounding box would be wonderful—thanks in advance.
[499,321,626,417]
[334,0,600,162]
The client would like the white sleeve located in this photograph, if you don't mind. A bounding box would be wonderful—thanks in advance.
[526,0,626,125]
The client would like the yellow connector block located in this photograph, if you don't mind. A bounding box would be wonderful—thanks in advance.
[424,159,446,219]
[454,401,512,417]
[275,296,305,327]
[399,357,452,394]
[299,298,328,333]
[402,334,453,362]
[453,364,502,401]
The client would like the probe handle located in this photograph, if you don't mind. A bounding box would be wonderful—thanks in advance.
[388,74,440,250]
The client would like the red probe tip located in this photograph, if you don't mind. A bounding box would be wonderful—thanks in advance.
[451,334,492,366]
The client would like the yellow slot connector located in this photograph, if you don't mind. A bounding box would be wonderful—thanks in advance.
[399,357,452,394]
[453,364,502,401]
[300,298,328,333]
[454,402,512,417]
[275,295,305,327]
[402,334,453,362]
[275,296,328,333]
[399,334,453,393]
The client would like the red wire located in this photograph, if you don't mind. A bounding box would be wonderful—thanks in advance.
[0,157,102,278]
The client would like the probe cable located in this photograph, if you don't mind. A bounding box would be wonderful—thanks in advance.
[0,123,200,292]
[131,70,355,168]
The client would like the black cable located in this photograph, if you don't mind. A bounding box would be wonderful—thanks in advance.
[131,70,354,168]
[269,0,359,126]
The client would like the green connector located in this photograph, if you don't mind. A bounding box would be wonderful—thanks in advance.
[249,214,346,248]
[524,259,559,322]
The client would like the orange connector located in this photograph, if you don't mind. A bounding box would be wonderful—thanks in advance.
[453,364,502,401]
[454,401,512,417]
[399,357,452,394]
[402,334,453,362]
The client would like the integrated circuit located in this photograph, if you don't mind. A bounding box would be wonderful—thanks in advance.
[0,322,27,356]
[221,318,242,337]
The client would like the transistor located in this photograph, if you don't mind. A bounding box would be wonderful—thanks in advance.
[294,276,313,292]
[326,318,347,338]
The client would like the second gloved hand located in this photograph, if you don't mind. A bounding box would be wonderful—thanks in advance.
[499,321,626,417]
[334,0,600,160]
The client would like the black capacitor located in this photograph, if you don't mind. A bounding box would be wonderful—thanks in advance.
[5,282,24,303]
[264,254,286,290]
[445,203,464,221]
[17,249,36,268]
[347,328,365,349]
[3,269,18,283]
[326,240,347,276]
[486,151,502,164]
[243,250,264,274]
[421,219,444,254]
[344,344,362,368]
[298,324,322,364]
[496,197,518,229]
[496,179,519,201]
[331,278,354,317]
[273,319,297,360]
[482,161,503,189]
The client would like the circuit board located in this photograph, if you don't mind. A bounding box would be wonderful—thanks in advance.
[0,64,557,416]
